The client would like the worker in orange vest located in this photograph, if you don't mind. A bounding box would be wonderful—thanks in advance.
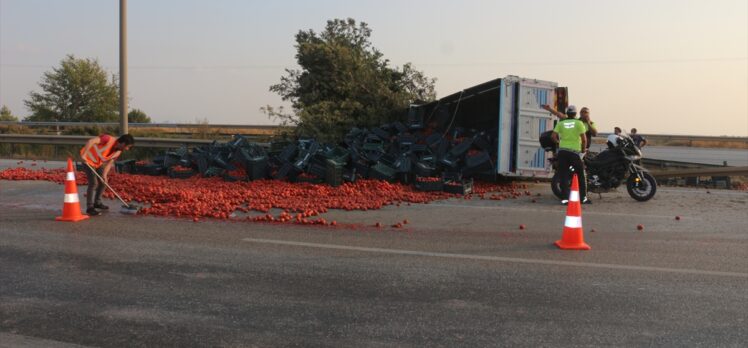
[79,134,135,216]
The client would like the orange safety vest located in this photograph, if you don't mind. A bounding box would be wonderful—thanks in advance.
[80,135,120,168]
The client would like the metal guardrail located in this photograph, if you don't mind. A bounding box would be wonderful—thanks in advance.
[596,133,748,146]
[649,166,748,178]
[0,121,283,131]
[0,134,217,149]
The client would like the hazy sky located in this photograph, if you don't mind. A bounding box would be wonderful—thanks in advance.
[1,0,746,136]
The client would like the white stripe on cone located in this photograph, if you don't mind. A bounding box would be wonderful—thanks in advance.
[569,191,579,202]
[565,216,582,228]
[63,193,79,203]
[66,172,76,181]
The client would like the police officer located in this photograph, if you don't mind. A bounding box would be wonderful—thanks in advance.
[545,105,590,204]
[579,107,597,150]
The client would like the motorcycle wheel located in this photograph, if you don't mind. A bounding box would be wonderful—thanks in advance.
[626,172,657,201]
[551,172,565,200]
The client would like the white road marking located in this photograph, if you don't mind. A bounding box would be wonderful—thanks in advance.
[429,202,687,219]
[0,333,92,347]
[242,238,748,279]
[658,188,748,196]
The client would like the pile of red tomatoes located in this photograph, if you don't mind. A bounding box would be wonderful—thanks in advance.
[1,167,531,224]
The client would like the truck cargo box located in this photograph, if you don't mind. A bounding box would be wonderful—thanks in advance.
[413,75,564,179]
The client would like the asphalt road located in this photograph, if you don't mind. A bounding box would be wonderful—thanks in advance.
[1,169,747,347]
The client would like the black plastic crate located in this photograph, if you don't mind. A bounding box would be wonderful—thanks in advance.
[275,162,293,180]
[342,168,357,183]
[443,178,473,195]
[203,166,224,178]
[115,159,135,174]
[277,143,297,162]
[245,157,268,180]
[439,155,460,169]
[397,172,414,185]
[466,151,491,169]
[152,155,165,166]
[393,156,412,173]
[294,174,324,184]
[211,156,235,170]
[369,162,396,181]
[364,148,385,162]
[473,133,491,151]
[448,138,474,158]
[392,121,408,134]
[222,173,243,182]
[354,159,371,178]
[406,105,425,130]
[414,161,436,177]
[163,153,181,168]
[411,144,428,154]
[325,160,343,187]
[361,134,384,151]
[435,140,449,157]
[414,176,444,191]
[141,164,165,176]
[196,155,209,175]
[442,171,463,182]
[425,133,443,147]
[307,162,327,178]
[370,127,391,141]
[324,146,350,166]
[168,167,195,179]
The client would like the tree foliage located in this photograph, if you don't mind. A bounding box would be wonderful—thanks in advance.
[264,18,436,142]
[24,55,119,122]
[128,108,152,123]
[0,105,18,121]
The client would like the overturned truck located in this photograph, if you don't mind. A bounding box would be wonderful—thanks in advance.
[410,75,566,179]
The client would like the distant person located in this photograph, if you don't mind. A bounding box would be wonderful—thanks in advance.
[579,107,597,150]
[79,134,135,216]
[630,128,647,148]
[550,105,590,204]
[607,127,622,149]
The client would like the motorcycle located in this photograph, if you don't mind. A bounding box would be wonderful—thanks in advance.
[539,131,657,202]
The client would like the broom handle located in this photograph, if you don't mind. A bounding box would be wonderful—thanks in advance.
[82,161,130,207]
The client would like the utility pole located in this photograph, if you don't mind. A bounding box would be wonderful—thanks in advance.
[119,0,128,135]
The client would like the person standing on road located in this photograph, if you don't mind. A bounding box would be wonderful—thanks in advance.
[549,105,590,204]
[79,134,134,216]
[630,128,647,148]
[579,107,597,150]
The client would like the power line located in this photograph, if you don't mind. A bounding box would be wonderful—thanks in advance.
[1,57,745,71]
[417,57,748,67]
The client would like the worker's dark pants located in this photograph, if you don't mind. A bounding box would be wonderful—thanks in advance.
[83,164,106,208]
[557,149,587,201]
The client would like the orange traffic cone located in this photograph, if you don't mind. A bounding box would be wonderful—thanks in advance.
[55,158,90,222]
[555,173,590,250]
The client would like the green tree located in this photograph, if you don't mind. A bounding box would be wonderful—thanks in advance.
[24,55,119,122]
[0,105,19,121]
[128,108,152,123]
[264,18,436,142]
